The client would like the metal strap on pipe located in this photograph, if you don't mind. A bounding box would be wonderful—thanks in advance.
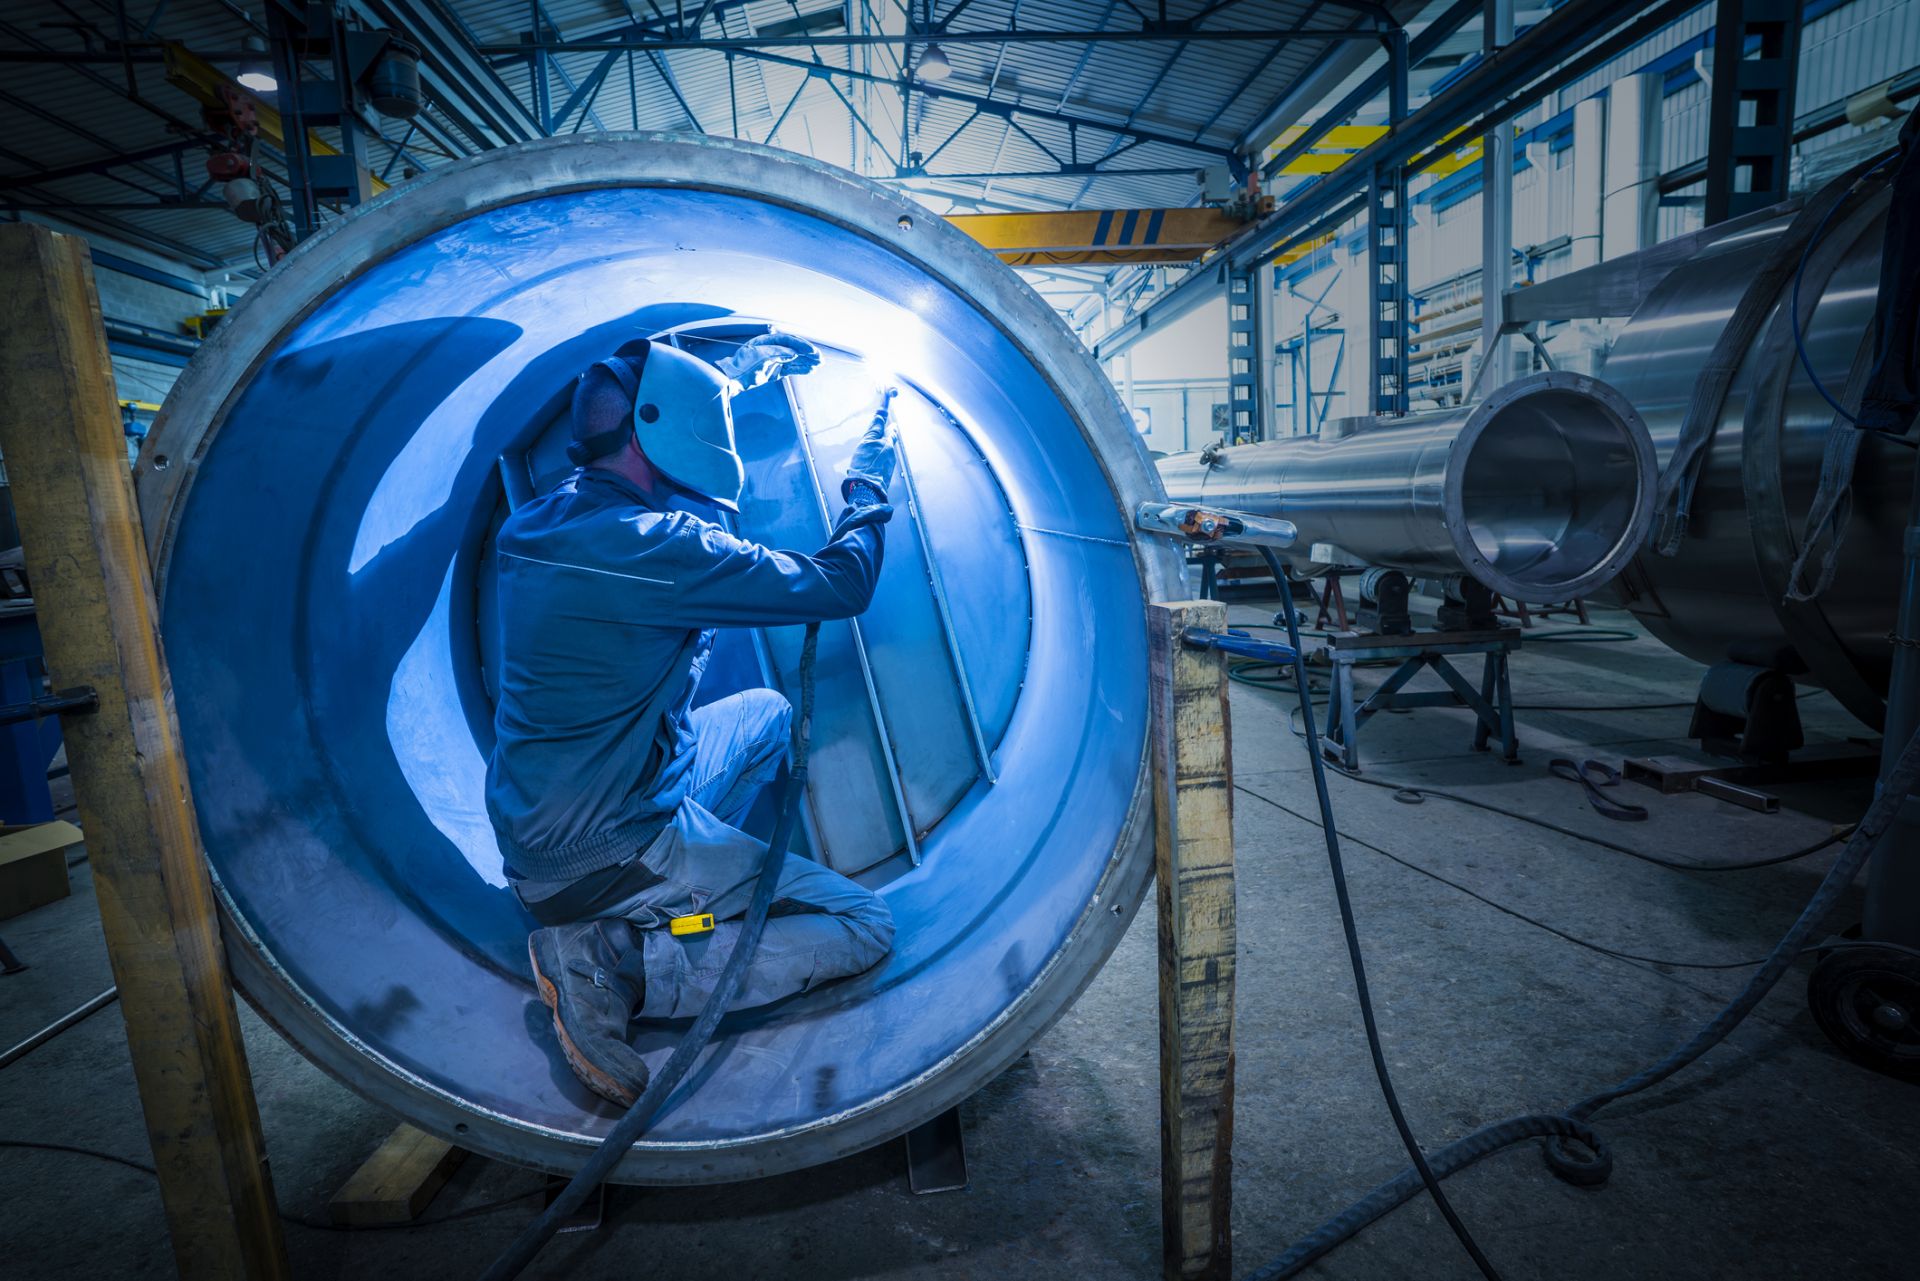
[1786,318,1883,602]
[1739,195,1891,728]
[1650,153,1888,557]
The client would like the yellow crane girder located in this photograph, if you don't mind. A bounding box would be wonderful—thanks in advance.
[162,43,387,198]
[947,207,1249,266]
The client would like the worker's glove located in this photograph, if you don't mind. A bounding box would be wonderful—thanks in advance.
[831,480,893,540]
[716,331,821,390]
[841,388,898,500]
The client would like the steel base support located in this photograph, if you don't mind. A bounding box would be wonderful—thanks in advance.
[1319,630,1522,772]
[903,1104,969,1194]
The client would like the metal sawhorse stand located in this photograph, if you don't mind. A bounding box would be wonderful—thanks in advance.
[1320,628,1523,772]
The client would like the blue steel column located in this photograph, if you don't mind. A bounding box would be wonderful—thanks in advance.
[266,3,374,241]
[1479,0,1514,394]
[1367,29,1410,416]
[1226,265,1266,442]
[1704,0,1803,225]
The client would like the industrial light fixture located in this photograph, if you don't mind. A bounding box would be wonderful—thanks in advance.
[916,43,953,82]
[236,35,276,94]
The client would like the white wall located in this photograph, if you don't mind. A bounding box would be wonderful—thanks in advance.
[1103,297,1230,454]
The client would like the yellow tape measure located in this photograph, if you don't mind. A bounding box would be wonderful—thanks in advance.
[669,913,715,937]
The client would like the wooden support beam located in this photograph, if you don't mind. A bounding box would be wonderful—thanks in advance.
[329,1124,469,1226]
[0,223,290,1281]
[1149,600,1236,1281]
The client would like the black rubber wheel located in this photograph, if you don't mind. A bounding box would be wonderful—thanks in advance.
[1807,946,1920,1081]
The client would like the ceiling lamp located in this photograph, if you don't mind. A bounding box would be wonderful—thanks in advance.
[236,34,276,94]
[916,43,953,83]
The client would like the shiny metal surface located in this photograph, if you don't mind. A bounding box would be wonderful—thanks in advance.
[135,135,1181,1184]
[1599,184,1906,728]
[1156,372,1657,603]
[1133,502,1299,549]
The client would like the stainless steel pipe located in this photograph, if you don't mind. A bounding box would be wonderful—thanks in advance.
[1156,371,1657,603]
[1599,175,1905,729]
[135,135,1181,1183]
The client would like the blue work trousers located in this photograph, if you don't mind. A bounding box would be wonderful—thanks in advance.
[521,689,894,1018]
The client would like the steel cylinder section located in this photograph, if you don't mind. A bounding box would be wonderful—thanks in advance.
[1156,371,1658,603]
[134,136,1182,1183]
[1598,181,1906,729]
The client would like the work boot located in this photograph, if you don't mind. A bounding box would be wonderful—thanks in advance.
[527,920,650,1107]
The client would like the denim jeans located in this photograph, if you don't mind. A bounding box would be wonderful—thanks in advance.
[519,689,894,1018]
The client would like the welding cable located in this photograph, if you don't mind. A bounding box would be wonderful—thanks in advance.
[1322,764,1848,874]
[1259,549,1507,1281]
[1521,627,1638,643]
[479,622,822,1281]
[1307,690,1818,715]
[1260,686,1848,872]
[1238,782,1780,971]
[1242,726,1920,1281]
[0,1140,548,1230]
[1548,759,1649,822]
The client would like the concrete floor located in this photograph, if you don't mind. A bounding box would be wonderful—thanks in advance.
[4,598,1916,1280]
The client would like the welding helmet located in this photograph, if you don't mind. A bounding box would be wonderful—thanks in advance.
[567,339,744,512]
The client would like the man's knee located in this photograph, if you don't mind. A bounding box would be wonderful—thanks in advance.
[843,889,895,971]
[741,687,792,750]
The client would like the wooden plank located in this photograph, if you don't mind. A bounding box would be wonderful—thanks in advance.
[329,1124,470,1227]
[0,223,290,1281]
[1149,600,1236,1281]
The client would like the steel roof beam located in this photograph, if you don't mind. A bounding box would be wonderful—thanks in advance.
[0,180,228,269]
[885,166,1201,181]
[0,199,227,210]
[478,27,1394,54]
[531,2,613,134]
[0,86,189,201]
[356,0,542,145]
[1231,0,1676,267]
[0,139,205,192]
[730,48,1236,158]
[1234,0,1433,157]
[1093,0,1674,361]
[1257,0,1476,179]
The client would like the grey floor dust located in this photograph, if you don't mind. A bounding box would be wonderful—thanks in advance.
[3,597,1915,1280]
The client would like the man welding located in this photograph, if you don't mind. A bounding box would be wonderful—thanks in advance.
[486,330,897,1107]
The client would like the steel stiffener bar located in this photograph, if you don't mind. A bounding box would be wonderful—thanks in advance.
[785,386,923,866]
[890,423,998,783]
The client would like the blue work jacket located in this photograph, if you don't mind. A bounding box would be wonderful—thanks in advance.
[485,468,885,882]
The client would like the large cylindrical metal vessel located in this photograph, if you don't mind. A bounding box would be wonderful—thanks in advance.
[1156,371,1657,603]
[136,135,1181,1183]
[1599,177,1905,729]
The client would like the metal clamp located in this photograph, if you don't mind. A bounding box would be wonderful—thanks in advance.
[1135,501,1298,549]
[1181,627,1299,666]
[0,686,97,727]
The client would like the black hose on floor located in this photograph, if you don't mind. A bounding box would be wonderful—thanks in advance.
[1246,550,1920,1277]
[1259,550,1505,1280]
[1243,728,1920,1279]
[479,622,822,1281]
